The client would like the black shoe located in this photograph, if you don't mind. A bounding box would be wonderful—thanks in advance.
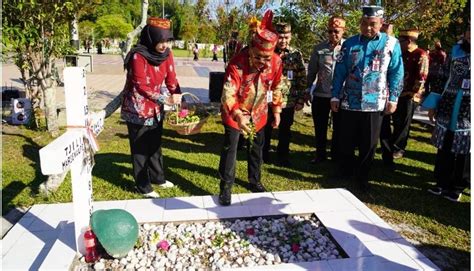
[427,186,443,196]
[443,191,462,202]
[218,182,232,206]
[250,182,267,193]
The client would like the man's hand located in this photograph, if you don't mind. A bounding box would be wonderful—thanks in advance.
[330,100,340,112]
[384,102,397,115]
[166,94,183,105]
[272,112,280,128]
[304,91,312,106]
[236,113,251,135]
[428,109,436,123]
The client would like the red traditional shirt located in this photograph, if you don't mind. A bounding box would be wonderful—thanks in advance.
[221,48,284,132]
[121,51,181,125]
[400,46,429,103]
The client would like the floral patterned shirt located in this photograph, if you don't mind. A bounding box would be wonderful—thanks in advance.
[221,48,285,132]
[121,52,181,126]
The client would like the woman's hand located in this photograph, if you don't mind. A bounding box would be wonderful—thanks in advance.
[166,94,182,105]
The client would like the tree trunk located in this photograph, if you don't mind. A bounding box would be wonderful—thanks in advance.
[30,51,59,136]
[121,0,149,60]
[43,86,59,137]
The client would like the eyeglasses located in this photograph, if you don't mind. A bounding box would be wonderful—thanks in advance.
[327,29,341,34]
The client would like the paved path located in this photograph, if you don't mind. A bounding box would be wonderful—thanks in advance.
[2,54,225,110]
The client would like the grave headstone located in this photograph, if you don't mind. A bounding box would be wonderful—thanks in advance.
[39,67,103,255]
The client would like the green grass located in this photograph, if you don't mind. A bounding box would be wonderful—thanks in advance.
[2,112,470,269]
[172,48,224,59]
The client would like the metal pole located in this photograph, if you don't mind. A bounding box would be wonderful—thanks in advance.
[162,0,165,18]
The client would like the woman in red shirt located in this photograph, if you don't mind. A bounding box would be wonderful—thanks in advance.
[121,17,182,198]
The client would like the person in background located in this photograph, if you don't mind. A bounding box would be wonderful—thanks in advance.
[97,40,103,54]
[193,43,199,61]
[331,5,404,192]
[306,16,346,164]
[263,22,306,166]
[226,31,243,64]
[426,41,448,94]
[381,22,393,36]
[212,44,219,61]
[427,28,470,202]
[218,10,284,206]
[383,29,429,163]
[121,17,182,198]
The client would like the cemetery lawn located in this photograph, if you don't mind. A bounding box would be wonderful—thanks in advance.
[2,112,470,269]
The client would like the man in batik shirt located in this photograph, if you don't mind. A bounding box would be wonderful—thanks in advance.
[331,6,404,192]
[383,29,429,162]
[218,10,285,206]
[307,16,346,164]
[263,22,306,166]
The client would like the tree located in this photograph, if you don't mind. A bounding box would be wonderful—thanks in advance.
[95,14,134,40]
[79,20,95,43]
[174,3,199,43]
[121,0,149,59]
[2,1,99,136]
[287,0,468,59]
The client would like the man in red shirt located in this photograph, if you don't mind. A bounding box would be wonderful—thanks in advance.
[218,10,285,206]
[382,29,429,163]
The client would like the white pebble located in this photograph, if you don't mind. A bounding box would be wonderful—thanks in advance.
[93,262,105,270]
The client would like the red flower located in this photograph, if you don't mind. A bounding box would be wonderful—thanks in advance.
[291,243,300,253]
[245,228,255,235]
[178,109,189,118]
[157,240,170,251]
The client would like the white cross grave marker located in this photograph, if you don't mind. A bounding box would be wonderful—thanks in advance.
[39,67,104,255]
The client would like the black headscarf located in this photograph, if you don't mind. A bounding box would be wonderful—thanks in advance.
[124,24,173,70]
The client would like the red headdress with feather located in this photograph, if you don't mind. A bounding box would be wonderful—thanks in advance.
[251,10,278,52]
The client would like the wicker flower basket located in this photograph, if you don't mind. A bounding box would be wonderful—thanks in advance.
[166,92,209,135]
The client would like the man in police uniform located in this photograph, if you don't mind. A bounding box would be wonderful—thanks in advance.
[331,6,404,192]
[307,16,346,164]
[263,22,306,166]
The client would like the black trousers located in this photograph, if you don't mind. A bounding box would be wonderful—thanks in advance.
[380,114,394,164]
[263,107,295,159]
[311,96,340,159]
[338,110,384,184]
[392,96,417,152]
[126,121,165,194]
[434,131,470,195]
[219,125,264,186]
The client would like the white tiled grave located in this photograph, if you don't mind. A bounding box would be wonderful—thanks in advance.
[1,189,439,270]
